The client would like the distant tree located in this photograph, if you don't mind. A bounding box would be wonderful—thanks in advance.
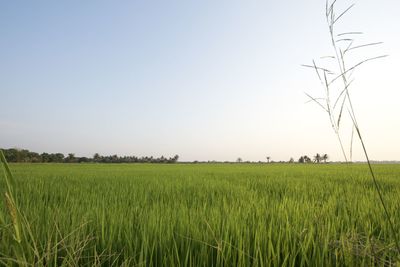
[29,152,41,163]
[237,157,243,163]
[3,149,16,162]
[266,156,271,163]
[93,153,101,162]
[289,157,294,163]
[80,157,91,163]
[313,153,322,163]
[300,155,312,163]
[46,153,64,163]
[54,153,65,162]
[41,152,50,163]
[18,149,30,162]
[111,155,118,163]
[160,156,166,163]
[67,153,75,163]
[167,154,179,163]
[2,147,181,164]
[322,154,329,163]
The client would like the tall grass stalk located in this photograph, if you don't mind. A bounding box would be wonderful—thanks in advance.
[1,149,101,266]
[304,0,400,255]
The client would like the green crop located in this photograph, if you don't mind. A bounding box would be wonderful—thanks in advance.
[1,163,399,266]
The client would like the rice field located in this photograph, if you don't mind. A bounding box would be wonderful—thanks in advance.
[1,163,400,266]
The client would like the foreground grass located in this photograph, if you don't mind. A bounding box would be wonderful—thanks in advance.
[1,163,399,266]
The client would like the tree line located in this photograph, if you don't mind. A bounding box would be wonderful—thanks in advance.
[298,153,329,163]
[237,154,329,164]
[0,148,179,164]
[1,148,329,164]
[268,154,329,164]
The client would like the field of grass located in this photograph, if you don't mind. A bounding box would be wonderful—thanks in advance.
[1,163,400,266]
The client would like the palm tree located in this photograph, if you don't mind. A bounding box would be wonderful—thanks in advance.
[304,155,312,163]
[313,153,321,163]
[266,156,271,163]
[322,154,329,163]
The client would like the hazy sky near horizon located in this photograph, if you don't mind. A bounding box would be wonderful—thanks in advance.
[1,0,400,161]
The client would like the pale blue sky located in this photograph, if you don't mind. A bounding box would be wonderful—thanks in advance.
[1,0,400,161]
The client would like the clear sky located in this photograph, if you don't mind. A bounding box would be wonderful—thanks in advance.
[1,0,399,162]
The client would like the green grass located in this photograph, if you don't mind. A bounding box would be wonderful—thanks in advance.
[1,163,400,266]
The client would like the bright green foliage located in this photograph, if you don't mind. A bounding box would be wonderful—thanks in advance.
[1,163,400,266]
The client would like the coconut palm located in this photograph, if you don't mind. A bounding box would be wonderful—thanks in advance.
[313,153,322,163]
[322,154,329,163]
